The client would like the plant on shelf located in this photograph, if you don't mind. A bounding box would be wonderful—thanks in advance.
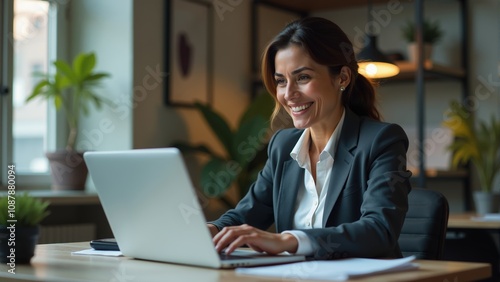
[173,93,274,209]
[443,100,500,213]
[401,18,443,44]
[0,193,50,264]
[400,18,443,62]
[27,52,110,190]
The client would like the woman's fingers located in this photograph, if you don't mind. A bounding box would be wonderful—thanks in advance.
[212,224,297,255]
[223,232,259,254]
[213,224,253,253]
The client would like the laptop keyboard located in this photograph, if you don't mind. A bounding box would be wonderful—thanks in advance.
[219,253,257,260]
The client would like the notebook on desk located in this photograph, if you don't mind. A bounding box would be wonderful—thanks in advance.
[84,148,305,268]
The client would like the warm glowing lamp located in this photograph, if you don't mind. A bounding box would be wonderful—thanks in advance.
[358,37,400,79]
[357,1,399,79]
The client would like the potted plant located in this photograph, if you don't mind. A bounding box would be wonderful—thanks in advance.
[0,193,50,264]
[27,52,110,190]
[401,18,443,63]
[173,93,274,208]
[443,100,500,214]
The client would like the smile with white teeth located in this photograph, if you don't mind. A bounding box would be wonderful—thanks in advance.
[291,103,312,112]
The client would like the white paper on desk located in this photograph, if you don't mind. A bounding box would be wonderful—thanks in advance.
[72,248,123,257]
[236,256,418,281]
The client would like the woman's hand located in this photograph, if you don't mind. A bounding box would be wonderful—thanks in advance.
[212,224,298,255]
[207,224,219,237]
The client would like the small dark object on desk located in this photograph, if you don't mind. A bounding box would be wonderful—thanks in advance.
[90,238,120,251]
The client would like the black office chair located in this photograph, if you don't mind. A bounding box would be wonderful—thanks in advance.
[398,188,449,260]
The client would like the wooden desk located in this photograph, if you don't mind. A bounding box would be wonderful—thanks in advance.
[0,242,491,282]
[448,213,500,230]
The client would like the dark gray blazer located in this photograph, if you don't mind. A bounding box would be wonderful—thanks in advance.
[210,108,412,260]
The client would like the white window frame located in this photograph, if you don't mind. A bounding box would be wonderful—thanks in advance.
[1,0,69,189]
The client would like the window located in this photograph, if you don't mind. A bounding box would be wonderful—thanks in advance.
[13,0,49,173]
[1,0,67,188]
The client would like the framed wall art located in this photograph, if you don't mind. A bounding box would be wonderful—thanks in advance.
[250,2,302,98]
[165,0,213,107]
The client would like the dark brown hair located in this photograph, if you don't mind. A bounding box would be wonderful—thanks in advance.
[261,17,380,122]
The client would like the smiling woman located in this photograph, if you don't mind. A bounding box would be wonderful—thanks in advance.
[207,17,412,260]
[274,46,345,133]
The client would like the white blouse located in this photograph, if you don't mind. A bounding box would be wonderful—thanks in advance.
[283,110,345,255]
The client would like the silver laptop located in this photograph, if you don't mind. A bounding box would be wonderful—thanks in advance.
[84,148,305,268]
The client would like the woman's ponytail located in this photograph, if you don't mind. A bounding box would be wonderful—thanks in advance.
[342,73,381,121]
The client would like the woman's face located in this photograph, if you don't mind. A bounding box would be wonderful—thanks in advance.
[274,45,347,131]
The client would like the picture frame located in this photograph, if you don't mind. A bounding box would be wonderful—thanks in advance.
[253,3,301,72]
[164,0,213,107]
[251,2,302,99]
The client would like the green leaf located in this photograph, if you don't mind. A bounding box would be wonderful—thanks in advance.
[86,73,110,82]
[232,115,269,164]
[54,60,77,83]
[443,100,500,192]
[75,52,96,79]
[239,92,274,127]
[54,72,70,90]
[0,193,50,226]
[200,158,240,198]
[89,94,103,109]
[54,95,63,109]
[194,102,233,154]
[400,18,443,44]
[27,80,50,102]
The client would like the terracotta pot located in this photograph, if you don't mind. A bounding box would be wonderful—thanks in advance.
[45,150,88,190]
[0,225,39,264]
[407,42,433,63]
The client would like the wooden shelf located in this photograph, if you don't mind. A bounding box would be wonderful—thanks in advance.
[409,168,469,179]
[258,0,390,12]
[392,60,466,81]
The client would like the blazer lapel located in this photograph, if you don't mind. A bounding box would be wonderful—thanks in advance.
[322,109,360,227]
[276,159,303,232]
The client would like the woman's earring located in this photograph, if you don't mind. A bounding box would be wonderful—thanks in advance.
[340,86,345,92]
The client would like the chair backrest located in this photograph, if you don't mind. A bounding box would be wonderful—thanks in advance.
[398,188,449,260]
